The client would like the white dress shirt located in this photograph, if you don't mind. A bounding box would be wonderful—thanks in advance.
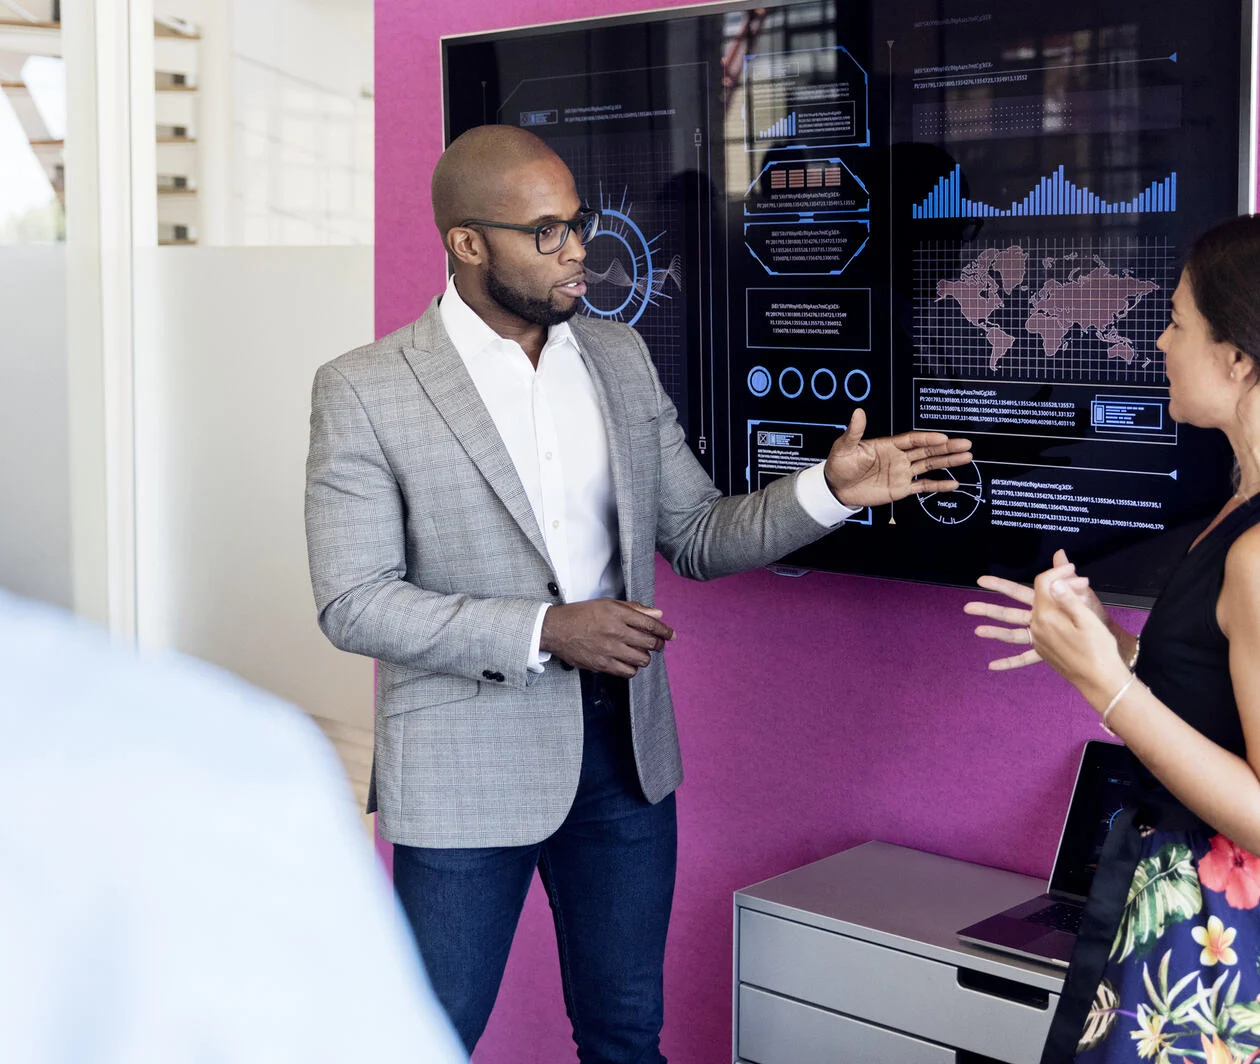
[438,276,858,669]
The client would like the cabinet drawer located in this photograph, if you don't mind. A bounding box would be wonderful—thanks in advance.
[737,984,955,1064]
[738,909,1054,1063]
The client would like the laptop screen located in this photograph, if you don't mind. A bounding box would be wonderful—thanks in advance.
[1047,740,1139,900]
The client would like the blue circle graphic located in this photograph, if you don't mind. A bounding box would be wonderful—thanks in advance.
[844,369,871,403]
[748,366,772,397]
[779,367,804,399]
[811,369,837,400]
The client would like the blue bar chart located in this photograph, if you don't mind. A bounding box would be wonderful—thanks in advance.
[912,164,1177,219]
[758,112,798,139]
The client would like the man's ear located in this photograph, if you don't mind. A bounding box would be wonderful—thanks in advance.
[446,226,483,266]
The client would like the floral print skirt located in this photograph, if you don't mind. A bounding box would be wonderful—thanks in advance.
[1063,825,1260,1063]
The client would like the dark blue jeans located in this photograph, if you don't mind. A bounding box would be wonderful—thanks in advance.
[393,673,677,1063]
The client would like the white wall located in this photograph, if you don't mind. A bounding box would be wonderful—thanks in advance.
[232,0,373,245]
[0,246,71,609]
[133,244,374,726]
[151,0,373,246]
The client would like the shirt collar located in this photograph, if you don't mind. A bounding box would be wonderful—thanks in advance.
[439,275,578,368]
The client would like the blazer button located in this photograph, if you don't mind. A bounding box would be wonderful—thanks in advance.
[547,581,560,597]
[560,661,575,672]
[495,671,505,682]
[482,669,496,680]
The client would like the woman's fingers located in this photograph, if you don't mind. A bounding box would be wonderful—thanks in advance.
[987,648,1042,671]
[973,624,1034,644]
[963,600,1032,626]
[975,574,1034,605]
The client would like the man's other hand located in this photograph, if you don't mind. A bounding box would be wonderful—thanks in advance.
[823,408,973,509]
[540,599,675,678]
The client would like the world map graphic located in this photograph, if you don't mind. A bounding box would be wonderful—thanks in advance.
[934,246,1160,371]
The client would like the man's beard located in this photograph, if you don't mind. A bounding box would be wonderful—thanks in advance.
[484,252,581,327]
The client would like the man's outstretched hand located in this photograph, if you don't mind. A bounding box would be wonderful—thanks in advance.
[540,599,675,678]
[823,408,973,509]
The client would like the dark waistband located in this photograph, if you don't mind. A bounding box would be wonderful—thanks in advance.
[579,669,629,717]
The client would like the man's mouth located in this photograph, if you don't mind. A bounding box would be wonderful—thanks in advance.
[557,275,587,297]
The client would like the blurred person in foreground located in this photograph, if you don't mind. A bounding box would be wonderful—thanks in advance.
[0,589,466,1064]
[966,215,1260,1063]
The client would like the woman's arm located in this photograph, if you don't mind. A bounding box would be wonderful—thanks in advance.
[1032,533,1260,854]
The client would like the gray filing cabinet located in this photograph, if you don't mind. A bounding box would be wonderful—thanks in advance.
[733,841,1066,1064]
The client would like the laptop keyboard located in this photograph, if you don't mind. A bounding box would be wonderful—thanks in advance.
[1025,901,1085,934]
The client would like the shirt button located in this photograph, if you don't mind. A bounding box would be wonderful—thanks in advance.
[552,520,560,529]
[545,451,553,461]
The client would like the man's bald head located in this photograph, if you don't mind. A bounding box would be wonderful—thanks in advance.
[432,126,566,240]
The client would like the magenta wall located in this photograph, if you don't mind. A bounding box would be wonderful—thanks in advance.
[375,3,1144,1060]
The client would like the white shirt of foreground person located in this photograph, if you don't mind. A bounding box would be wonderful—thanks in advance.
[0,591,466,1064]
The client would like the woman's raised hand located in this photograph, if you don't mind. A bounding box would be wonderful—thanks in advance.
[964,549,1098,671]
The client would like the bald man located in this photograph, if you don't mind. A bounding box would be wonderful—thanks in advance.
[305,125,971,1061]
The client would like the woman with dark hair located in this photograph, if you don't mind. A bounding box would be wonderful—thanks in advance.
[966,214,1260,1063]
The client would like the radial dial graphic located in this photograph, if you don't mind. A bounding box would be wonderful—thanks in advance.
[581,187,683,327]
[916,462,984,525]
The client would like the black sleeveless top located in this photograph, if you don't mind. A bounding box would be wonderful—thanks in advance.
[1134,494,1260,757]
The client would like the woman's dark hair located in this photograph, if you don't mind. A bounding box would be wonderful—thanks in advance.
[1183,214,1260,375]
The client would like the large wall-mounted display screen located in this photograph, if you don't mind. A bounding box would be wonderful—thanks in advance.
[443,0,1254,604]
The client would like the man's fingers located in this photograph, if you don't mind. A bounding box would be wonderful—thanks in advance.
[976,574,1035,605]
[613,600,674,640]
[621,627,667,653]
[895,432,972,454]
[988,649,1042,671]
[609,647,653,670]
[910,477,959,494]
[910,450,974,475]
[623,608,674,641]
[623,601,664,618]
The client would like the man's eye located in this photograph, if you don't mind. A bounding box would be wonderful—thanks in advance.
[537,223,559,240]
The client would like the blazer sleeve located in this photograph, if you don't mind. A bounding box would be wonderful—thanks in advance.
[624,331,831,580]
[305,363,543,688]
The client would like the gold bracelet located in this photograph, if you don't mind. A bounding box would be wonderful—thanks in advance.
[1100,674,1138,736]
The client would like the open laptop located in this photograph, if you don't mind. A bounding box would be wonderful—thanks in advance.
[956,740,1137,968]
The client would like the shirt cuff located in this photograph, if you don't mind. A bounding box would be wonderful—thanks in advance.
[527,603,552,673]
[795,462,863,528]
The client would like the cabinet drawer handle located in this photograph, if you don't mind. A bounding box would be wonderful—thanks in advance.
[956,966,1051,1009]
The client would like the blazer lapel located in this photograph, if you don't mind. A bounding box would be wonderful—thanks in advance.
[572,322,636,595]
[402,302,554,568]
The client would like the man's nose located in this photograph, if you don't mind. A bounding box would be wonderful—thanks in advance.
[560,226,587,261]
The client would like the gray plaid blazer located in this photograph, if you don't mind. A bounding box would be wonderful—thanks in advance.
[305,297,826,847]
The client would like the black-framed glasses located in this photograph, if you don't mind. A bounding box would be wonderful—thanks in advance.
[457,207,601,254]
